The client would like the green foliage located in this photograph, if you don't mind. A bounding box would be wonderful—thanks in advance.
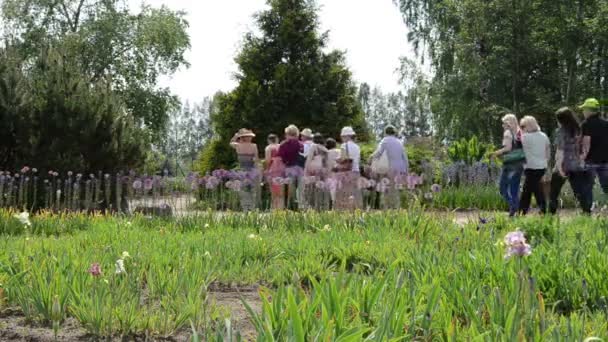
[447,136,492,165]
[1,0,190,138]
[206,0,369,171]
[396,0,608,143]
[1,211,608,339]
[0,46,146,172]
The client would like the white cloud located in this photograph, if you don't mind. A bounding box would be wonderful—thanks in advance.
[133,0,415,103]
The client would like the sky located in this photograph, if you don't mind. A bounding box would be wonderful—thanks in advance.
[133,0,416,104]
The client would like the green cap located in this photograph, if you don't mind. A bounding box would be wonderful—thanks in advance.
[579,98,600,110]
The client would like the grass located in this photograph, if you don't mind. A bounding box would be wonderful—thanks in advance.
[1,210,607,340]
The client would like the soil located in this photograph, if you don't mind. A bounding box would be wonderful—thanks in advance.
[0,285,262,342]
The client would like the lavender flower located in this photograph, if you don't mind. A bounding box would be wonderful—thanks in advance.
[431,184,442,193]
[132,179,143,190]
[504,230,532,259]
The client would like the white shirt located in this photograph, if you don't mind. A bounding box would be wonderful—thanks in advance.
[302,141,314,157]
[522,131,550,170]
[341,141,361,172]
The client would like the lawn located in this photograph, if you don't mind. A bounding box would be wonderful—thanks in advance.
[1,210,607,341]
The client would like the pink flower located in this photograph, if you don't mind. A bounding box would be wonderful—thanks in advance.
[88,263,102,277]
[381,178,391,186]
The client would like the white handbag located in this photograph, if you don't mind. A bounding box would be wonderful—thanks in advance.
[371,152,390,175]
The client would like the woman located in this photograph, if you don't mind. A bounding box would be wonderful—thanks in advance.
[230,129,260,211]
[549,107,593,214]
[325,138,341,207]
[265,134,284,210]
[334,126,362,210]
[491,114,524,217]
[278,125,304,209]
[304,133,330,210]
[370,125,409,209]
[519,116,550,215]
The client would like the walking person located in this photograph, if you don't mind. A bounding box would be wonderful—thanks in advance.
[549,107,593,214]
[278,124,304,210]
[334,126,362,210]
[265,134,284,210]
[304,133,330,210]
[519,116,550,215]
[580,98,608,207]
[369,125,409,209]
[230,128,260,211]
[491,114,525,217]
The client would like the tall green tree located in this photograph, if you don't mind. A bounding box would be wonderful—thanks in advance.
[0,45,145,172]
[202,0,368,171]
[395,0,608,142]
[1,0,190,137]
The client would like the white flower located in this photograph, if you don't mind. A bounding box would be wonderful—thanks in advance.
[204,223,210,229]
[115,259,126,274]
[121,251,131,259]
[204,251,211,259]
[14,212,31,227]
[247,233,261,241]
[322,224,331,232]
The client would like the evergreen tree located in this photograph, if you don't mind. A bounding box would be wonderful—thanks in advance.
[202,0,368,171]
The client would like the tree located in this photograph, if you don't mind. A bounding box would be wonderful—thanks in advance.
[1,0,190,137]
[0,45,145,172]
[202,0,368,171]
[395,0,608,143]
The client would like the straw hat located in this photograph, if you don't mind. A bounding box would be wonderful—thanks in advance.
[300,128,313,138]
[340,126,356,137]
[235,128,256,139]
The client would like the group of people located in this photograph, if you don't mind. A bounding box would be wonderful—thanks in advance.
[229,124,409,211]
[492,98,608,216]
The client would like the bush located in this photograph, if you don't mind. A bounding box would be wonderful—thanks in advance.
[196,139,238,174]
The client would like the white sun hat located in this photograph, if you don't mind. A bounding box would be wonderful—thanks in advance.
[340,126,356,137]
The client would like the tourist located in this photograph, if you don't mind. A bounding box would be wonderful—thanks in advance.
[298,128,314,209]
[519,116,550,215]
[490,114,524,217]
[369,125,408,209]
[265,134,284,210]
[278,124,304,209]
[548,107,593,214]
[334,126,362,210]
[325,138,341,207]
[304,133,330,210]
[580,98,608,206]
[230,128,260,211]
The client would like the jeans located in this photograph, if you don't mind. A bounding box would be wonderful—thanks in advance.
[520,169,546,215]
[549,170,593,214]
[586,163,608,203]
[499,165,523,215]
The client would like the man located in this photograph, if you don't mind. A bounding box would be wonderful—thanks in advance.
[580,98,608,205]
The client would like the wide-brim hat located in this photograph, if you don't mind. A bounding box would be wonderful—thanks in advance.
[236,128,256,138]
[301,128,313,138]
[340,126,356,136]
[579,98,600,110]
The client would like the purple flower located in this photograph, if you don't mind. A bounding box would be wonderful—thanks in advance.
[132,179,143,190]
[431,184,442,193]
[285,167,303,179]
[67,171,73,177]
[504,230,532,259]
[89,174,95,179]
[424,192,433,200]
[144,178,153,191]
[20,166,30,173]
[205,176,220,189]
[315,180,325,189]
[381,178,391,186]
[104,173,110,179]
[357,177,370,190]
[32,168,38,173]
